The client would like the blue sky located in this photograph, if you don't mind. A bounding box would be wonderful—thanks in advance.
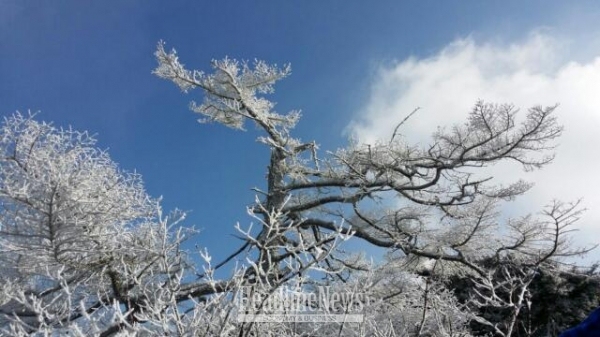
[2,1,600,265]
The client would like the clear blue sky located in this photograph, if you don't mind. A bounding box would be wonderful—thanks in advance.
[2,1,600,264]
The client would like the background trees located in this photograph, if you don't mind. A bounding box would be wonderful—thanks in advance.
[0,44,596,336]
[0,113,189,335]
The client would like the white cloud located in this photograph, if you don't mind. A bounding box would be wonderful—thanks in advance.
[349,32,600,264]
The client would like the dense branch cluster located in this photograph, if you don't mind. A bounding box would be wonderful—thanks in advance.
[0,44,595,336]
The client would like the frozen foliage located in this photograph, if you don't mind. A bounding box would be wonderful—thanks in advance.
[154,41,300,132]
[0,45,595,336]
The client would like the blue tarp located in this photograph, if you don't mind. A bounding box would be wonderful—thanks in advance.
[560,307,600,337]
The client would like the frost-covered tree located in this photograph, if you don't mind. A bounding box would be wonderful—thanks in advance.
[151,42,593,337]
[0,113,193,335]
[0,42,594,336]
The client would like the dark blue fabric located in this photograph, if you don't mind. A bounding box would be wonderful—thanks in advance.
[560,307,600,337]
